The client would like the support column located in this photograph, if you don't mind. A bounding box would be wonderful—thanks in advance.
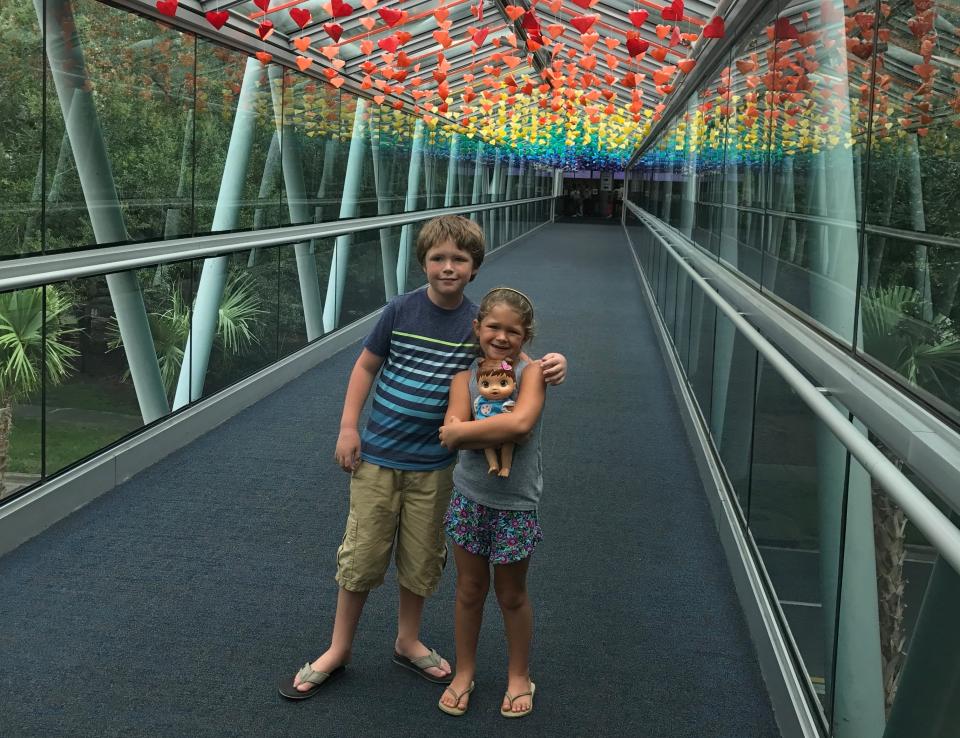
[809,8,885,733]
[504,155,516,242]
[470,142,484,223]
[444,134,459,206]
[164,110,194,239]
[397,119,425,295]
[370,109,398,301]
[40,0,168,424]
[883,550,960,738]
[820,421,885,737]
[174,57,264,409]
[904,134,932,319]
[315,138,338,223]
[322,97,369,331]
[268,66,324,340]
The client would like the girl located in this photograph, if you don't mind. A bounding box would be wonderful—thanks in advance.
[436,287,546,719]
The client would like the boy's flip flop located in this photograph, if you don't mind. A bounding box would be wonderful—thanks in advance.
[278,663,346,700]
[392,648,453,684]
[501,681,536,718]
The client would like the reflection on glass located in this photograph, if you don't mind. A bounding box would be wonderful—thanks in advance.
[195,251,278,399]
[750,357,845,720]
[45,277,142,477]
[195,44,280,233]
[0,287,60,498]
[1,4,43,258]
[710,316,757,505]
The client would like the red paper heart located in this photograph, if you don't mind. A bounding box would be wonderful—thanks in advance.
[649,45,668,62]
[253,0,270,11]
[330,0,354,19]
[702,16,725,38]
[378,35,400,53]
[472,28,490,47]
[628,9,649,28]
[257,20,274,40]
[570,15,596,34]
[626,36,649,57]
[255,51,273,65]
[661,0,684,22]
[378,7,403,26]
[774,18,798,40]
[678,58,696,73]
[205,10,228,29]
[323,23,343,42]
[289,8,312,29]
[156,0,178,17]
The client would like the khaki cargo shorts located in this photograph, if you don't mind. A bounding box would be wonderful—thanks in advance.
[336,460,455,597]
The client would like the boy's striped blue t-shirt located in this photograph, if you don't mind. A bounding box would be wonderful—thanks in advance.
[360,288,477,470]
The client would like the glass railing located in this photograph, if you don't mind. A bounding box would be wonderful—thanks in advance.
[625,202,960,738]
[0,198,554,504]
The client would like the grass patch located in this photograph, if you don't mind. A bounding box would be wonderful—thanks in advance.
[7,412,141,475]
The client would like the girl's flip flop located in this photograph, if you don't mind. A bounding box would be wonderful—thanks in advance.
[437,681,475,716]
[501,681,536,718]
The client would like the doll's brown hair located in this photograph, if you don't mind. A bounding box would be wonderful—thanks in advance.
[477,357,517,381]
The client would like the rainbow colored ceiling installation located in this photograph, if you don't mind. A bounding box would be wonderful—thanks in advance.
[151,0,727,169]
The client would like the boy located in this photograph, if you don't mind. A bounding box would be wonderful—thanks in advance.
[280,215,565,699]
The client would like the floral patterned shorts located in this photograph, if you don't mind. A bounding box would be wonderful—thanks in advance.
[444,489,542,565]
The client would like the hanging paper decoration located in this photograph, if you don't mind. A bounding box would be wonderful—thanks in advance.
[289,8,312,29]
[205,10,228,29]
[156,0,178,17]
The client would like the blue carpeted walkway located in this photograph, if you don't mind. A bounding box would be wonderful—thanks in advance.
[0,223,780,737]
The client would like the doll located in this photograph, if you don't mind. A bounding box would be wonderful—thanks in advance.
[473,357,518,478]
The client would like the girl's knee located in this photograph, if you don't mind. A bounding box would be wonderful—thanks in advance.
[494,582,528,612]
[456,575,489,607]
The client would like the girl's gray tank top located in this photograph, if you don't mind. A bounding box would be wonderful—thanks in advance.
[452,358,543,511]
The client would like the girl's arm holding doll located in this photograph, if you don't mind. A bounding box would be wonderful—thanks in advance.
[439,362,546,450]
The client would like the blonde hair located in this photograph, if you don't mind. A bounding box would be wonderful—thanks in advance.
[476,287,536,344]
[416,215,485,278]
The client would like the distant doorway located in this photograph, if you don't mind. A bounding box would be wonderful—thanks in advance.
[557,170,624,224]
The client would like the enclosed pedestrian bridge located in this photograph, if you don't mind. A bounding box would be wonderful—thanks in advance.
[2,1,960,737]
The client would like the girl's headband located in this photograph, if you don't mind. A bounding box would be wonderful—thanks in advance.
[483,286,534,308]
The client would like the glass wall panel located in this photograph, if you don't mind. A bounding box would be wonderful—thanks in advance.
[760,0,865,344]
[1,287,48,498]
[2,3,43,258]
[192,251,278,400]
[858,0,960,422]
[710,316,757,505]
[835,452,944,736]
[282,71,341,225]
[194,45,281,234]
[750,358,846,721]
[43,0,196,251]
[44,271,170,477]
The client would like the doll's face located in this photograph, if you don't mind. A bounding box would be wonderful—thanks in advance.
[477,373,516,401]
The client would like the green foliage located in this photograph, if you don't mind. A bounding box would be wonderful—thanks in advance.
[108,269,265,394]
[0,286,79,401]
[861,285,960,401]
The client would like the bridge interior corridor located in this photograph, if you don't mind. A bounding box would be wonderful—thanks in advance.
[0,223,778,737]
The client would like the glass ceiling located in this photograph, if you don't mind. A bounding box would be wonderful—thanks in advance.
[142,0,726,167]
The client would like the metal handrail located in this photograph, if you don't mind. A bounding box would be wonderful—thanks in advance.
[628,201,960,576]
[650,197,960,251]
[0,196,554,292]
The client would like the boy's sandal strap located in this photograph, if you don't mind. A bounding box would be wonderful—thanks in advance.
[409,648,443,670]
[295,662,335,686]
